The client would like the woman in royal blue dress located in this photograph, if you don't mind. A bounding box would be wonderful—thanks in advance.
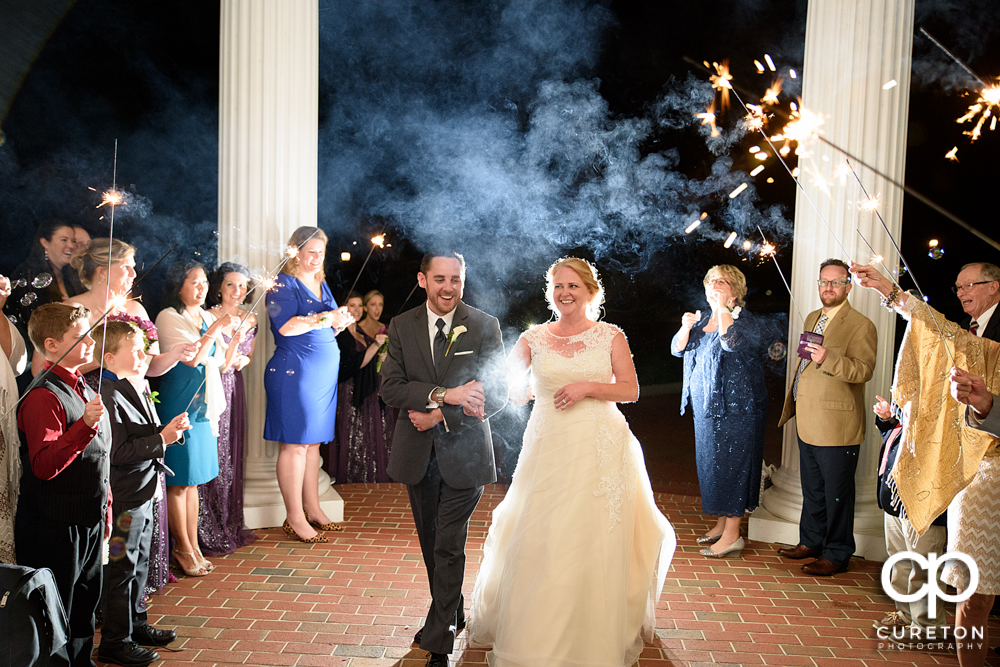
[264,226,354,543]
[671,264,767,559]
[156,260,241,576]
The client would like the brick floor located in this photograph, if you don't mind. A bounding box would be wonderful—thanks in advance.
[97,483,1000,667]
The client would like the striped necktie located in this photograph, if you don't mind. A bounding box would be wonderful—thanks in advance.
[792,313,829,400]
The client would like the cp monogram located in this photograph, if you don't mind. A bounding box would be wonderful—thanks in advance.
[881,551,979,619]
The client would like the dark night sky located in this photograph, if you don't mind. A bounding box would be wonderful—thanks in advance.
[1,0,998,385]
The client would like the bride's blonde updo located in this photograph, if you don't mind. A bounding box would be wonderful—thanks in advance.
[545,257,604,321]
[71,238,136,288]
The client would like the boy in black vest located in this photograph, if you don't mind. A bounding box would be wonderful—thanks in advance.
[16,303,111,667]
[95,321,190,667]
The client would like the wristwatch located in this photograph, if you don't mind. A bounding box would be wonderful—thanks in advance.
[433,386,447,405]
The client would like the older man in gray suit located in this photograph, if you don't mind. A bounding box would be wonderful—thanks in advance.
[381,250,508,667]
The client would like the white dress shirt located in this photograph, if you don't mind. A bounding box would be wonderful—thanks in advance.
[971,302,998,337]
[425,302,457,430]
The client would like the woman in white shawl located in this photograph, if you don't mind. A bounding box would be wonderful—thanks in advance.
[155,261,239,577]
[0,274,28,563]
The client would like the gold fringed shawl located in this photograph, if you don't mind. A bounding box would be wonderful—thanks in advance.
[891,299,1000,535]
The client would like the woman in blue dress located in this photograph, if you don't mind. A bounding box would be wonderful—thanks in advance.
[155,260,240,576]
[671,264,767,559]
[264,226,354,543]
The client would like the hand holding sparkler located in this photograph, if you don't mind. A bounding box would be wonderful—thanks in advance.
[161,412,192,446]
[82,394,106,429]
[850,263,902,303]
[317,306,355,331]
[950,367,994,417]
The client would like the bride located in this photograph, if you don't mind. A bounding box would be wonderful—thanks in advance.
[469,258,675,667]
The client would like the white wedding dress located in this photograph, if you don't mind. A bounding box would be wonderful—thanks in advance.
[469,322,675,667]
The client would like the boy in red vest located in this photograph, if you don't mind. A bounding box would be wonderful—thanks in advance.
[16,303,111,667]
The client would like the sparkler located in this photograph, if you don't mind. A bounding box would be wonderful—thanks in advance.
[757,226,805,327]
[685,55,1000,253]
[846,160,956,366]
[97,140,120,397]
[708,61,733,109]
[344,233,387,299]
[728,183,748,199]
[695,102,721,138]
[395,282,421,317]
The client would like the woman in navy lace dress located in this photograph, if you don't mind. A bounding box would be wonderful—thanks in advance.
[672,265,766,559]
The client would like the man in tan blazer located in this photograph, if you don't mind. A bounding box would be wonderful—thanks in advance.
[776,259,877,576]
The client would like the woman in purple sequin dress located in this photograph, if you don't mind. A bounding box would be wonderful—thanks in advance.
[331,291,395,483]
[198,263,259,556]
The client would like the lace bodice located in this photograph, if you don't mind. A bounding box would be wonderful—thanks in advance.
[521,322,623,400]
[520,322,635,530]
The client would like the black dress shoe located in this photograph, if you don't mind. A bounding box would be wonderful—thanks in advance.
[776,544,821,560]
[131,624,177,646]
[426,653,449,667]
[413,619,466,644]
[132,625,177,646]
[97,642,158,667]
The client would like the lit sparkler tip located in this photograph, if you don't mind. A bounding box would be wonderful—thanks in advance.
[762,242,776,256]
[945,146,959,161]
[723,232,738,249]
[871,254,884,265]
[858,192,881,212]
[371,234,386,248]
[285,245,299,258]
[742,240,752,250]
[96,188,124,209]
[108,294,128,312]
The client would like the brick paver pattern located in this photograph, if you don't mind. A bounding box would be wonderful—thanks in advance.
[96,483,1000,667]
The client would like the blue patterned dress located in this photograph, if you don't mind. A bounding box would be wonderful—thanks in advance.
[672,310,767,517]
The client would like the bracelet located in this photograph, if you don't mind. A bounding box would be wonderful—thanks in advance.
[880,284,901,311]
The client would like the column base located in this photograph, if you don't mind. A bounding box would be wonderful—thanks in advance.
[244,486,344,530]
[749,505,888,562]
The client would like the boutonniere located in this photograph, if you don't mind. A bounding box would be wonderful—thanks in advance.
[148,390,161,404]
[728,306,742,320]
[444,325,467,356]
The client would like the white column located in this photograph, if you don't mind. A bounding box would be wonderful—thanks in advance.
[218,0,342,530]
[749,0,914,561]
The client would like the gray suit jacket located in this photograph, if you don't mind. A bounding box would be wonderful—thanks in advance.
[381,301,508,488]
[101,377,175,510]
[968,398,1000,438]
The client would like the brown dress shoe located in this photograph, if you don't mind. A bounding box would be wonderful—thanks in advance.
[801,557,848,576]
[776,544,821,559]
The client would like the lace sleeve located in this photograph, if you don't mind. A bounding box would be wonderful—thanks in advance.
[519,325,543,356]
[599,322,625,351]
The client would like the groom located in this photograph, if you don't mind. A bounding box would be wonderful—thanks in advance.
[380,250,508,667]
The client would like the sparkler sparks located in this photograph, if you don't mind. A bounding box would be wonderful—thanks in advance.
[709,61,733,109]
[371,234,386,248]
[728,183,748,199]
[857,192,881,212]
[724,232,737,248]
[882,79,898,90]
[945,146,959,161]
[763,54,776,72]
[695,101,720,137]
[761,78,782,106]
[750,165,765,177]
[957,84,1000,142]
[685,220,701,234]
[96,188,124,209]
[285,245,299,258]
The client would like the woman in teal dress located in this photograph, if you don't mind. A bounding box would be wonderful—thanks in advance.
[155,260,239,576]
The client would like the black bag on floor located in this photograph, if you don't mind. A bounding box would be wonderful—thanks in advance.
[0,564,70,667]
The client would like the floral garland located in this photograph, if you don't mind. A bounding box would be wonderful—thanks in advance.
[107,312,159,352]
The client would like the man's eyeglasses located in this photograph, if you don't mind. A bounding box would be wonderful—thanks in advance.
[707,278,730,286]
[952,281,995,294]
[817,279,850,288]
